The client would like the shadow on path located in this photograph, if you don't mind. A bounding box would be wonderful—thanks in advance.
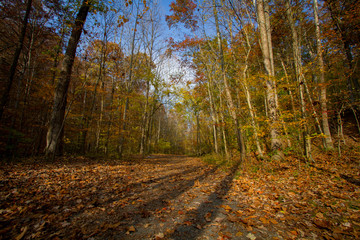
[168,161,241,240]
[311,164,360,187]
[89,160,218,239]
[340,174,360,186]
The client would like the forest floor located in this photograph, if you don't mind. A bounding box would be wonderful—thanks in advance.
[0,144,360,239]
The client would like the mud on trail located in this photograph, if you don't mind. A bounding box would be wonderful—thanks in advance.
[0,154,359,239]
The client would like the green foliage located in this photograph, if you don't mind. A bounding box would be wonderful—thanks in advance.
[157,139,171,153]
[251,165,260,173]
[201,153,227,166]
[283,146,295,156]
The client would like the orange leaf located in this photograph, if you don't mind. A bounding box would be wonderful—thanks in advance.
[269,218,278,224]
[260,217,269,224]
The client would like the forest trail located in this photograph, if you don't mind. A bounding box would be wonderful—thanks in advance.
[1,154,359,239]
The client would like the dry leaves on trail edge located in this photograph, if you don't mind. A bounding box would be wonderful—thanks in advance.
[230,153,360,239]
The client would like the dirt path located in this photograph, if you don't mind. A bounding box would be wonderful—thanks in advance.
[1,154,359,239]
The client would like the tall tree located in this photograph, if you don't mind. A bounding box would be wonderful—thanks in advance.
[45,0,91,157]
[313,0,334,149]
[285,0,311,160]
[0,0,32,120]
[212,0,246,161]
[256,0,283,159]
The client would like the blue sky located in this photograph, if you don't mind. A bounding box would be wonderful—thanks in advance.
[159,0,173,15]
[158,0,194,42]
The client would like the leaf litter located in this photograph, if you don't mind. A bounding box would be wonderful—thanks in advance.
[0,152,359,239]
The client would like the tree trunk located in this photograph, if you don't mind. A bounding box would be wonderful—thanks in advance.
[243,80,263,157]
[13,28,34,127]
[105,77,116,155]
[219,95,229,159]
[286,0,312,160]
[118,10,139,158]
[0,0,32,120]
[198,42,219,154]
[239,23,264,157]
[45,0,90,157]
[140,78,150,155]
[313,0,334,149]
[207,79,219,154]
[256,0,283,159]
[213,0,245,161]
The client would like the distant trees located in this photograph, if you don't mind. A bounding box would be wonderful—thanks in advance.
[1,0,359,160]
[166,0,360,160]
[0,0,188,159]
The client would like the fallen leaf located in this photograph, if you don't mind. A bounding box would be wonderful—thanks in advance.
[246,225,253,231]
[246,232,256,240]
[205,212,212,222]
[227,215,239,222]
[221,205,232,211]
[155,232,164,239]
[108,222,121,229]
[236,231,243,236]
[15,226,28,240]
[269,218,278,224]
[341,222,352,231]
[128,226,136,232]
[165,228,175,234]
[313,218,331,229]
[260,217,269,224]
[183,221,192,226]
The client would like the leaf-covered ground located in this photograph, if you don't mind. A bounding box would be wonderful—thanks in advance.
[0,150,359,239]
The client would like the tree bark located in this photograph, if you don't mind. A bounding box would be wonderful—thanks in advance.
[256,0,283,159]
[118,9,139,157]
[45,0,90,157]
[213,0,246,161]
[286,0,312,160]
[313,0,334,149]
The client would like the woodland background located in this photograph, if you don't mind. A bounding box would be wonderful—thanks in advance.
[0,0,359,161]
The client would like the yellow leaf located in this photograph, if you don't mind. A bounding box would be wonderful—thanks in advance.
[221,205,232,211]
